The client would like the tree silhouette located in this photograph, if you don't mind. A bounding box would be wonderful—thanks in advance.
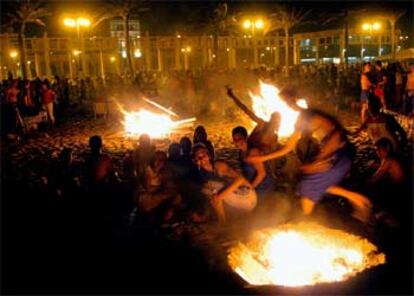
[7,0,50,79]
[105,0,149,76]
[267,5,311,74]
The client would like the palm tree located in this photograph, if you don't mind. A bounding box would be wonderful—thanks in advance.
[379,11,406,60]
[321,8,366,69]
[106,0,149,76]
[188,3,238,65]
[267,5,311,73]
[7,0,50,79]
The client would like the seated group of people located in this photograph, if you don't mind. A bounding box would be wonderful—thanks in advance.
[50,86,410,229]
[122,87,408,226]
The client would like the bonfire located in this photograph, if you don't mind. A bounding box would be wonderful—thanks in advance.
[118,98,196,138]
[250,81,308,138]
[228,223,385,287]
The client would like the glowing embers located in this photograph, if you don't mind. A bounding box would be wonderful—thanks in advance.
[120,99,195,138]
[228,223,385,287]
[249,81,307,138]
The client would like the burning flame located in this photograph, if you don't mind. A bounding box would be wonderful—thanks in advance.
[118,99,195,138]
[250,81,307,138]
[228,223,385,287]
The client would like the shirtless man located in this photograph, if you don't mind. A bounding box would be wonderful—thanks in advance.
[360,62,373,123]
[354,95,407,152]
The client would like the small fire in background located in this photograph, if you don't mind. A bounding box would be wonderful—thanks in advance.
[118,98,196,138]
[250,81,308,138]
[228,223,385,287]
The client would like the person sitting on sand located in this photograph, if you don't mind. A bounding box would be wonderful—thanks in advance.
[133,134,156,185]
[193,125,215,160]
[137,151,182,223]
[84,135,115,187]
[368,138,407,225]
[232,126,273,203]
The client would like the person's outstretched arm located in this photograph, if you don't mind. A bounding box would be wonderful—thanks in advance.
[226,86,264,124]
[246,131,301,163]
[248,148,267,188]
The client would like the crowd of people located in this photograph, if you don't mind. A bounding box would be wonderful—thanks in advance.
[5,83,408,238]
[2,59,413,294]
[1,60,414,139]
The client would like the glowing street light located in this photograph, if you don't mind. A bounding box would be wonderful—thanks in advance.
[72,49,82,56]
[63,17,91,28]
[372,22,381,31]
[110,56,116,62]
[255,19,264,29]
[63,18,76,27]
[242,18,265,32]
[243,20,252,29]
[134,49,142,58]
[242,17,265,66]
[10,50,18,58]
[77,17,91,27]
[181,46,191,53]
[362,22,381,33]
[361,21,382,57]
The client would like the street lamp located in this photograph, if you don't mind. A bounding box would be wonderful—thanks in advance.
[181,46,191,70]
[63,17,91,39]
[362,21,382,58]
[134,49,142,58]
[10,50,18,59]
[64,16,91,77]
[242,17,265,66]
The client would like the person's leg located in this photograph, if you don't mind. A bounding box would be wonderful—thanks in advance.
[380,94,387,110]
[326,185,372,222]
[211,197,226,225]
[46,102,55,125]
[360,102,368,123]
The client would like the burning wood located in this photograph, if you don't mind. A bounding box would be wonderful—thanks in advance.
[228,223,385,287]
[117,99,196,138]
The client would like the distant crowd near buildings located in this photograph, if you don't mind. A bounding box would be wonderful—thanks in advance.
[0,19,406,79]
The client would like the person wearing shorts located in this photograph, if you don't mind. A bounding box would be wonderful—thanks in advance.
[360,62,373,123]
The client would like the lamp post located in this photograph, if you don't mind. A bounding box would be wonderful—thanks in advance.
[10,50,18,77]
[242,18,264,67]
[64,17,91,77]
[361,21,382,60]
[181,46,191,70]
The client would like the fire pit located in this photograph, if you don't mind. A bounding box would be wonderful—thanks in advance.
[228,222,385,288]
[117,98,196,138]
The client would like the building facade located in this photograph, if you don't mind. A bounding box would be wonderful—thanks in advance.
[0,28,401,79]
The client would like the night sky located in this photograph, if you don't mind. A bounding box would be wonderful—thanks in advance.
[0,0,412,42]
